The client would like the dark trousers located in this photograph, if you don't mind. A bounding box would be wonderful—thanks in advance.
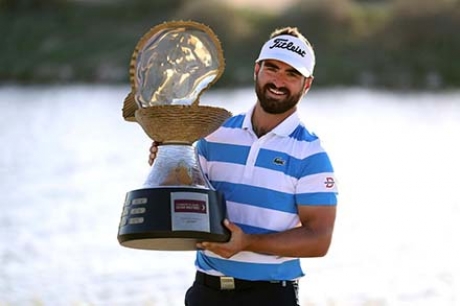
[184,272,300,306]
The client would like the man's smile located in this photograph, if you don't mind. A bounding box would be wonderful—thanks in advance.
[268,87,286,95]
[266,84,289,97]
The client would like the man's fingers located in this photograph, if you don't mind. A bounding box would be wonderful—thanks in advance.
[148,154,155,166]
[150,144,158,153]
[148,142,160,165]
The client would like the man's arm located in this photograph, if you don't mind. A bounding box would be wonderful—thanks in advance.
[198,204,337,259]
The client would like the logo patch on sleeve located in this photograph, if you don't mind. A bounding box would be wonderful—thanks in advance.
[324,177,335,188]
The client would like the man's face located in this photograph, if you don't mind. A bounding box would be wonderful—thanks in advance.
[254,60,307,114]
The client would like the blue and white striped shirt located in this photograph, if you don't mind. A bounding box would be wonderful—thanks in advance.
[195,106,338,281]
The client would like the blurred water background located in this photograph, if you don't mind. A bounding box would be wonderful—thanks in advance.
[1,85,459,305]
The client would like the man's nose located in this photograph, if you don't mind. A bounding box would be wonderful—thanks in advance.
[271,72,286,87]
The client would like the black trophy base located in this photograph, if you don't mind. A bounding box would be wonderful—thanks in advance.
[117,187,230,251]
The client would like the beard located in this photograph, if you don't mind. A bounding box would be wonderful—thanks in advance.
[255,78,304,114]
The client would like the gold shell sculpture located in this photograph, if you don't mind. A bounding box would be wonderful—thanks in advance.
[122,21,231,143]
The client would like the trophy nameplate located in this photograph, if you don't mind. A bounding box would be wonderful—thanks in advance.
[117,21,231,251]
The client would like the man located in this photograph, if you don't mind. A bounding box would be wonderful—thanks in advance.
[149,26,338,306]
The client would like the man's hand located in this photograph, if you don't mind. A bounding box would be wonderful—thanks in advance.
[197,219,246,259]
[198,205,336,259]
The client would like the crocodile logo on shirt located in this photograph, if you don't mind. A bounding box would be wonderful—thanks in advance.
[273,157,285,165]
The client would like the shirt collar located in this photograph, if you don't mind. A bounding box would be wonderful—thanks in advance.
[242,105,301,137]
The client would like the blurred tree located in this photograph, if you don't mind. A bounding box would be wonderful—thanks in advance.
[0,0,69,11]
[277,0,355,42]
[265,0,356,86]
[1,0,459,88]
[172,0,252,44]
[373,0,460,87]
[354,0,388,3]
[172,0,255,85]
[121,0,186,15]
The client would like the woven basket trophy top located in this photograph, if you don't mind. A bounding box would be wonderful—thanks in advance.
[122,21,231,142]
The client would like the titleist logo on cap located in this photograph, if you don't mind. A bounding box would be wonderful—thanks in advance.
[269,38,306,57]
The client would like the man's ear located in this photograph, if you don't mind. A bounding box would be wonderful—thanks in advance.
[302,76,314,94]
[254,62,261,80]
[304,76,314,91]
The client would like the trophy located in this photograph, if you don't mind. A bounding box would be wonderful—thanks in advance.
[117,21,232,251]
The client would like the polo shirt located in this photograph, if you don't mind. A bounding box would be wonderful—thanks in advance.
[194,106,338,281]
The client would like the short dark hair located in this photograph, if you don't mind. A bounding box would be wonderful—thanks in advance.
[269,27,313,49]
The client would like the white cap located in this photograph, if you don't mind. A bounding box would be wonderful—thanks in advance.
[255,35,315,78]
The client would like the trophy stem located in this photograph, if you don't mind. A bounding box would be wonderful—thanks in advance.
[143,144,212,189]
